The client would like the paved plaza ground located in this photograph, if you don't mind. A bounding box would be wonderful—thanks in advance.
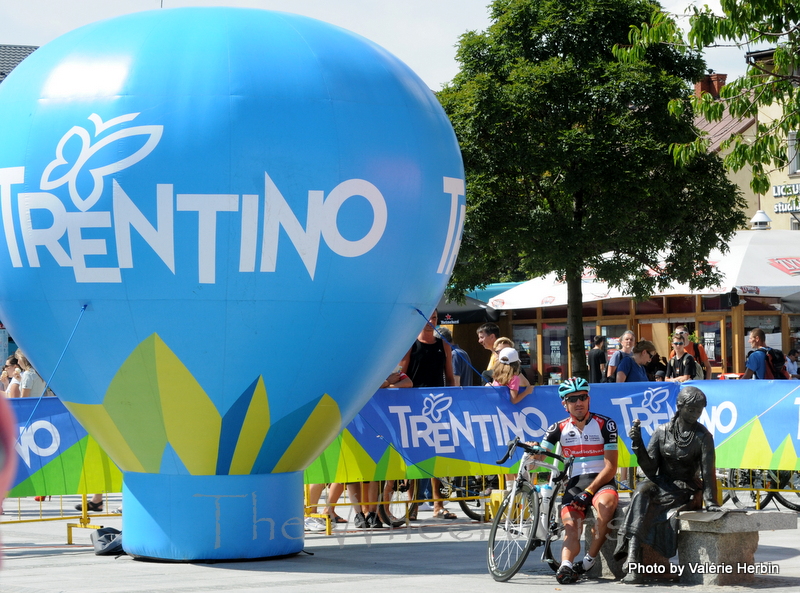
[1,494,799,592]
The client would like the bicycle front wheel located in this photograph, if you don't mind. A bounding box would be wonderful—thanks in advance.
[487,483,539,582]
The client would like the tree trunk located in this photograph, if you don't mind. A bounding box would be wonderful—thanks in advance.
[566,267,588,379]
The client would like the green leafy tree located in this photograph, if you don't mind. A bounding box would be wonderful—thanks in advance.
[439,0,747,377]
[617,1,800,195]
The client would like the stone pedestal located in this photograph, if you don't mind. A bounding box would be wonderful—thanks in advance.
[677,510,796,586]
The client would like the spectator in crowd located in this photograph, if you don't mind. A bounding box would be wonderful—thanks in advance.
[616,341,655,383]
[740,328,768,380]
[606,331,634,380]
[588,336,607,384]
[380,365,413,389]
[491,348,532,404]
[16,351,47,398]
[75,493,104,513]
[488,337,532,395]
[785,349,799,379]
[400,310,456,520]
[672,325,712,380]
[401,309,454,391]
[347,482,384,529]
[437,327,474,386]
[378,365,416,522]
[666,333,696,383]
[1,357,20,398]
[477,322,500,382]
[305,483,346,531]
[645,352,667,381]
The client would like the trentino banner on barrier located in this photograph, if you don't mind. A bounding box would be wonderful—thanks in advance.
[6,380,800,494]
[304,380,800,483]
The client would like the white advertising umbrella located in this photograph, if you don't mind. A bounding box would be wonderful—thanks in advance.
[488,271,627,310]
[489,230,800,310]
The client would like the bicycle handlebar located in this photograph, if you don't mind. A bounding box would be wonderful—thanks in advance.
[495,436,570,466]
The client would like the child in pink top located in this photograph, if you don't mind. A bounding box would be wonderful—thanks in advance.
[492,347,533,404]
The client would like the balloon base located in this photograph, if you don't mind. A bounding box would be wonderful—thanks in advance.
[122,472,304,561]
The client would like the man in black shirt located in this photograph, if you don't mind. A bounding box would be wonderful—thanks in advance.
[400,309,456,519]
[588,336,607,383]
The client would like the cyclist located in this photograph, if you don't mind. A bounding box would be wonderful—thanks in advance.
[534,377,619,584]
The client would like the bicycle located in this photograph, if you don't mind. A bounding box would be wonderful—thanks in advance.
[379,475,500,527]
[721,468,800,511]
[378,479,419,527]
[487,437,574,582]
[442,475,499,522]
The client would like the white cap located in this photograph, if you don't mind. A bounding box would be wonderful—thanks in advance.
[498,347,519,364]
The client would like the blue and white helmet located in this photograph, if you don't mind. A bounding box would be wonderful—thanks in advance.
[558,377,590,400]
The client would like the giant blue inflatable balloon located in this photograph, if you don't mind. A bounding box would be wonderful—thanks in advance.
[0,8,464,560]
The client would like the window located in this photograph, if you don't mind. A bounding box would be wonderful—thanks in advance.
[790,131,800,176]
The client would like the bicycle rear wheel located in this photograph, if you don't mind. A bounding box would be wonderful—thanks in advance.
[453,475,494,522]
[773,471,800,511]
[727,469,775,509]
[487,483,539,582]
[378,480,419,527]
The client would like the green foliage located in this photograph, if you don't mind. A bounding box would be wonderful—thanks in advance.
[616,0,800,195]
[439,0,747,373]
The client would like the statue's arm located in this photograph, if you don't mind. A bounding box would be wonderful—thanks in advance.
[631,424,660,479]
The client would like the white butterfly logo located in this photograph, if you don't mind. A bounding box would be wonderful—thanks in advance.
[641,387,671,412]
[422,393,452,422]
[40,113,163,212]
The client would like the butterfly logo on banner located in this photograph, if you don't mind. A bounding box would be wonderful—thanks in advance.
[422,393,453,422]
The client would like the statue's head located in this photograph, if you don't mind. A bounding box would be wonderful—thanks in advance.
[675,386,708,427]
[676,386,708,410]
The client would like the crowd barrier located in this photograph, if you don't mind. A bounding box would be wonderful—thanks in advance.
[5,380,800,496]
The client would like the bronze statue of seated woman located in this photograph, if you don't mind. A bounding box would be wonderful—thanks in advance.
[614,386,722,583]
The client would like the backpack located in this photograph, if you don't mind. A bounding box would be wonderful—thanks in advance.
[90,527,125,556]
[685,342,706,380]
[670,353,699,381]
[760,347,790,380]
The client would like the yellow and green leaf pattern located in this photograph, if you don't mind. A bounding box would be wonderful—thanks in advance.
[63,333,341,476]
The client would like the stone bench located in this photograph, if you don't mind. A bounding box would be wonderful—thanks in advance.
[676,510,797,585]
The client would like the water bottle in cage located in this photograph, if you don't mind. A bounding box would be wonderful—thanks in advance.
[539,483,553,535]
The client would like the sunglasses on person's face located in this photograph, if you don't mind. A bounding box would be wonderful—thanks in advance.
[564,394,588,403]
[673,342,684,346]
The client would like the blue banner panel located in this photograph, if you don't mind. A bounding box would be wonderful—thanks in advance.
[305,380,800,481]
